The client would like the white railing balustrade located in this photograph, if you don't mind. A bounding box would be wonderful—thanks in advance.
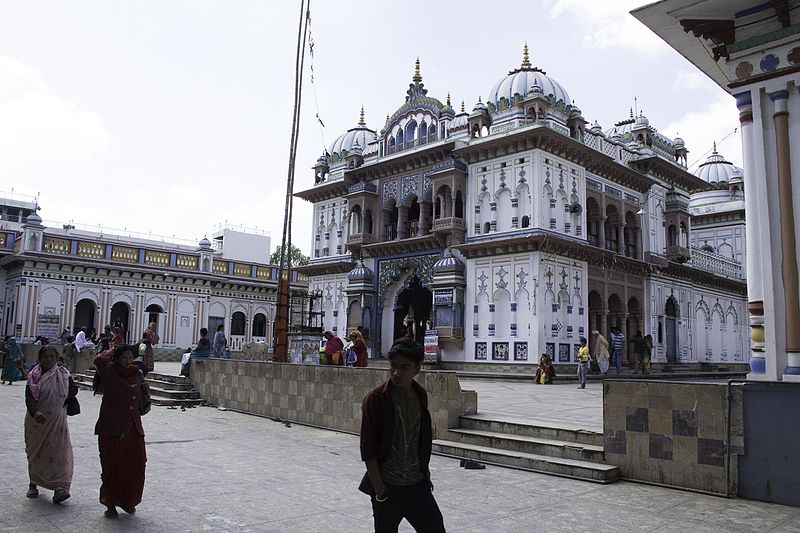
[688,246,743,279]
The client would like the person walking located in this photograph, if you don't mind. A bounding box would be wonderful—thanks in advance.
[140,322,159,371]
[643,334,654,375]
[212,324,228,359]
[611,327,625,374]
[577,337,589,389]
[633,331,645,374]
[93,345,148,518]
[592,331,611,376]
[24,346,77,504]
[359,338,446,533]
[2,337,25,385]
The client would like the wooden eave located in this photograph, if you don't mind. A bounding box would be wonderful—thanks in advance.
[629,155,712,194]
[452,126,657,193]
[346,141,457,181]
[295,259,356,277]
[361,235,441,258]
[294,178,353,203]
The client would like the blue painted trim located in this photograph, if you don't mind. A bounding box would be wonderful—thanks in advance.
[169,253,177,267]
[138,249,145,263]
[784,366,800,375]
[734,91,752,108]
[105,245,112,259]
[735,2,771,19]
[748,357,766,373]
[769,90,789,101]
[70,241,78,255]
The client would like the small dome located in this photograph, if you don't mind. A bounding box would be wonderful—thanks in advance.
[673,136,685,149]
[608,128,622,142]
[634,113,650,127]
[24,212,42,225]
[570,104,582,117]
[447,113,469,133]
[328,108,376,162]
[432,251,465,275]
[589,121,603,134]
[198,236,211,249]
[487,44,570,113]
[693,144,743,186]
[471,98,488,114]
[347,261,372,282]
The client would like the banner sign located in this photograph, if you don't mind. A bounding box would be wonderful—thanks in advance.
[423,329,439,364]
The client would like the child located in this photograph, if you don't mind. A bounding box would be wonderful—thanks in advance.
[577,337,589,389]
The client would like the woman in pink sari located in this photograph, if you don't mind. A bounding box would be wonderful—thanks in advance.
[25,346,77,503]
[141,322,159,372]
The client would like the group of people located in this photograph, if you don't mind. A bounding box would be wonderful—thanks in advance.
[322,329,369,367]
[572,329,654,388]
[22,343,149,518]
[180,325,230,376]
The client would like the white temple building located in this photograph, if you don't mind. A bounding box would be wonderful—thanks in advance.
[296,49,750,368]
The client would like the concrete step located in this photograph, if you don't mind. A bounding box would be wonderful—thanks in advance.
[447,428,605,463]
[432,440,618,483]
[147,385,200,400]
[146,377,192,391]
[151,397,204,407]
[459,414,603,447]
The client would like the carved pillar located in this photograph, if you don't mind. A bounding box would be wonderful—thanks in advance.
[397,206,409,240]
[771,90,800,374]
[599,216,606,250]
[636,227,643,260]
[419,201,432,236]
[617,222,625,254]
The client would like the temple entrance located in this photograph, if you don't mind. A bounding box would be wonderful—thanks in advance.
[73,299,96,333]
[392,276,432,345]
[665,297,678,363]
[110,301,130,341]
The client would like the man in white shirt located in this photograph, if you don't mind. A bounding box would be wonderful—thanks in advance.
[74,326,96,352]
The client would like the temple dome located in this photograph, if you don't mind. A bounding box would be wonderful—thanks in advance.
[432,251,465,274]
[198,236,212,249]
[487,44,570,112]
[24,212,42,225]
[693,144,742,186]
[347,261,372,282]
[328,107,377,162]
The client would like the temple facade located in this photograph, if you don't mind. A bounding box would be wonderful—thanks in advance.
[0,197,306,351]
[296,49,750,366]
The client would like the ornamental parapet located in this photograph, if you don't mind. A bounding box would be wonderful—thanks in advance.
[688,246,743,279]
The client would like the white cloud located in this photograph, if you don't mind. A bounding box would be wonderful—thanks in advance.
[548,0,668,54]
[0,56,110,166]
[672,70,714,92]
[661,93,743,170]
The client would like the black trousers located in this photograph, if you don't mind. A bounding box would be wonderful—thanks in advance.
[371,481,446,533]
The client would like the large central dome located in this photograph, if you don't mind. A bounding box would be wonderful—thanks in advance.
[487,44,570,111]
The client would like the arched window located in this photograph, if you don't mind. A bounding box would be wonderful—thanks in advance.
[668,225,677,247]
[405,120,416,147]
[252,313,267,337]
[483,222,491,234]
[455,191,463,219]
[364,209,373,234]
[388,136,396,154]
[586,197,600,246]
[231,311,246,336]
[145,304,163,329]
[396,129,404,149]
[521,215,530,228]
[419,122,428,143]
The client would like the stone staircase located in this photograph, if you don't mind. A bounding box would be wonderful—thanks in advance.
[74,369,203,407]
[433,414,618,483]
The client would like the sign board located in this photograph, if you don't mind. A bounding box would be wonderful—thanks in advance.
[423,329,439,364]
[37,314,61,339]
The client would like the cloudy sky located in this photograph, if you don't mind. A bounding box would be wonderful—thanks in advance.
[0,0,742,255]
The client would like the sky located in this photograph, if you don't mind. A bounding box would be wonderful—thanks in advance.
[0,0,743,255]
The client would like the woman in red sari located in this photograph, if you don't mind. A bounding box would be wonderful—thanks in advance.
[94,345,147,518]
[140,323,158,372]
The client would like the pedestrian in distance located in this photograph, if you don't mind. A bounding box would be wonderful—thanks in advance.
[592,330,610,377]
[24,346,78,504]
[359,337,446,533]
[321,330,344,365]
[212,324,229,359]
[347,330,369,367]
[1,336,25,385]
[140,322,159,371]
[93,345,149,518]
[534,353,556,384]
[610,327,625,374]
[633,330,645,374]
[577,337,589,389]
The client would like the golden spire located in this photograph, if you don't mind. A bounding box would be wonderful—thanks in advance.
[413,57,422,82]
[460,100,465,113]
[358,105,365,126]
[521,42,531,69]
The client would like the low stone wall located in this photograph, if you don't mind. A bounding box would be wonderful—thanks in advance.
[153,348,268,362]
[20,344,95,375]
[603,380,744,495]
[190,359,477,439]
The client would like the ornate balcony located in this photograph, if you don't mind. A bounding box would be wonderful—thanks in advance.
[666,245,691,263]
[688,246,743,279]
[432,217,466,233]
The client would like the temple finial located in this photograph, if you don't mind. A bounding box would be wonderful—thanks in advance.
[447,92,451,106]
[460,100,465,113]
[413,57,422,82]
[521,42,531,69]
[358,105,365,126]
[629,108,634,118]
[713,140,717,153]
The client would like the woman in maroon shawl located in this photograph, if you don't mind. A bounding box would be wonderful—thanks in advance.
[140,322,158,372]
[348,331,369,367]
[322,331,344,365]
[94,345,147,518]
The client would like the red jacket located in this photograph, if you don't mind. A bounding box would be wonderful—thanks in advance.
[94,353,145,437]
[358,379,432,494]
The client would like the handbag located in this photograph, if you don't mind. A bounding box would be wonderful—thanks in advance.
[331,351,341,365]
[65,396,80,416]
[139,382,152,416]
[346,349,357,365]
[139,343,147,356]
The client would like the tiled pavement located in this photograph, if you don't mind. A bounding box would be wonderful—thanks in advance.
[1,368,798,532]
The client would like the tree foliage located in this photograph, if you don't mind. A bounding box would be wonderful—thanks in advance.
[270,243,310,267]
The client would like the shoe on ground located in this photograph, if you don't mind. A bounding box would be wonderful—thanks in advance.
[121,505,136,514]
[105,507,119,519]
[579,385,585,389]
[26,485,39,498]
[53,488,70,504]
[464,460,486,470]
[459,459,466,467]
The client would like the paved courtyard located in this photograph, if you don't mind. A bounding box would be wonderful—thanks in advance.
[2,370,799,533]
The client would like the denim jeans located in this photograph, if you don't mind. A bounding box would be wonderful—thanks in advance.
[613,349,623,372]
[577,362,587,386]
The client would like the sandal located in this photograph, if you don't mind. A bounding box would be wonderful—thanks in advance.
[121,505,136,514]
[26,485,39,498]
[105,507,119,519]
[53,488,70,504]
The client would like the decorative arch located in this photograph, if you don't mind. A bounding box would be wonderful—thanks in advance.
[144,295,167,311]
[252,313,267,337]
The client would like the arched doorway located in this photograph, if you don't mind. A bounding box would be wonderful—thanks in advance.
[393,276,432,345]
[665,296,679,363]
[110,301,130,342]
[145,304,163,334]
[74,299,96,333]
[252,313,267,338]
